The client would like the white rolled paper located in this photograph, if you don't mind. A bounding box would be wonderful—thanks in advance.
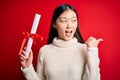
[25,14,41,58]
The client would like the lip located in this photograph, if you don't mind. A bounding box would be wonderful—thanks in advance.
[65,30,73,33]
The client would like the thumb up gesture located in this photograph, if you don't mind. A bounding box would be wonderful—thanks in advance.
[85,36,103,48]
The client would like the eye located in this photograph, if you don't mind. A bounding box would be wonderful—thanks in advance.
[71,19,77,23]
[60,20,67,23]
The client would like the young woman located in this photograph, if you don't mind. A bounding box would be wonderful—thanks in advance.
[20,4,103,80]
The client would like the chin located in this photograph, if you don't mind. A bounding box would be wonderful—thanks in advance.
[64,36,74,41]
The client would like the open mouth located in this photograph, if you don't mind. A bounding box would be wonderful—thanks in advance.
[65,30,73,37]
[65,30,73,33]
[65,30,72,33]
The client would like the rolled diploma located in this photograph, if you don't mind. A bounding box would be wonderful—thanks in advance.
[25,14,41,58]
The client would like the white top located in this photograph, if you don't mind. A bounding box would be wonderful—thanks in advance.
[21,37,100,80]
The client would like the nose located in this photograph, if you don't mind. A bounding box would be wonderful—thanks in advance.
[67,20,72,28]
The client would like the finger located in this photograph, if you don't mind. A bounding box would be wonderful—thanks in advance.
[20,56,25,62]
[21,50,26,56]
[89,36,96,39]
[88,36,96,41]
[97,38,104,43]
[29,50,33,59]
[86,36,94,43]
[24,47,26,50]
[20,53,26,60]
[30,49,33,55]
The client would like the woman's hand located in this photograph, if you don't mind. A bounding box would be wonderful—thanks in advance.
[85,36,103,48]
[20,49,33,69]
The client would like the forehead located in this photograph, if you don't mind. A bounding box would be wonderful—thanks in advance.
[59,10,77,19]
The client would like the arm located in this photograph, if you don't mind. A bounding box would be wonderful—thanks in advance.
[82,37,103,80]
[82,47,100,80]
[21,64,40,80]
[20,49,45,80]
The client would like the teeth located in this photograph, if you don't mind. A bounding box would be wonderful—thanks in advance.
[65,31,72,33]
[65,30,72,37]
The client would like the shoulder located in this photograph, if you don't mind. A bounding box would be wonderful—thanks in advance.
[40,44,54,51]
[77,42,87,49]
[75,42,88,54]
[38,44,54,56]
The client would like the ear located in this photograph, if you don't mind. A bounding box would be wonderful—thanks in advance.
[53,23,56,28]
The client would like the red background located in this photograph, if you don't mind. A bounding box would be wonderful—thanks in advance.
[0,0,120,80]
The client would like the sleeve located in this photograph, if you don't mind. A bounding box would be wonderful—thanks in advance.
[21,48,46,80]
[82,47,100,80]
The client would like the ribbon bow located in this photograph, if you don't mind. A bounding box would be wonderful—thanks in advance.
[18,32,43,55]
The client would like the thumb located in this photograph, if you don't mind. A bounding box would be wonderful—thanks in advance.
[97,38,103,43]
[28,50,33,63]
[29,50,33,57]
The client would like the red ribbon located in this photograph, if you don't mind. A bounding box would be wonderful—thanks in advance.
[18,32,43,55]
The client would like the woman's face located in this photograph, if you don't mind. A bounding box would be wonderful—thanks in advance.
[54,9,78,41]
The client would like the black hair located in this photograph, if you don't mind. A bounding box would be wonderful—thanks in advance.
[47,4,84,44]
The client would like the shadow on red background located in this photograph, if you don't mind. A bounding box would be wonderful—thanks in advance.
[0,0,120,80]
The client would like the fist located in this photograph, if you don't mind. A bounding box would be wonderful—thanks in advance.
[85,36,103,48]
[20,49,33,69]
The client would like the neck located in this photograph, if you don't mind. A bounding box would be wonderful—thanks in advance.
[52,37,78,48]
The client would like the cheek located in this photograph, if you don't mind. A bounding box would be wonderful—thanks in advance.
[56,23,66,32]
[56,26,65,35]
[73,24,77,31]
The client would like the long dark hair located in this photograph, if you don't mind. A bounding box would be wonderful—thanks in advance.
[47,4,84,44]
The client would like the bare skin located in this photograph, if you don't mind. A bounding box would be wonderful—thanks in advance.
[85,36,103,48]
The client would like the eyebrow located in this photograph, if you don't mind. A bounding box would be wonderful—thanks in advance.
[59,16,77,19]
